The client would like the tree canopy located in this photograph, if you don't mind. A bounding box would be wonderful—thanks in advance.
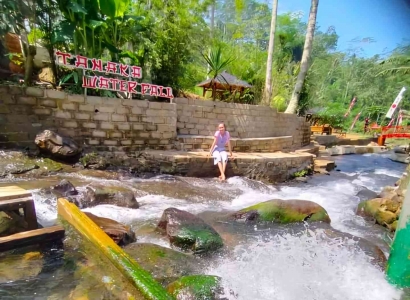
[0,0,409,130]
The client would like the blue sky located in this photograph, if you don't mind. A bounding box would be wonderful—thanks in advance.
[272,0,410,57]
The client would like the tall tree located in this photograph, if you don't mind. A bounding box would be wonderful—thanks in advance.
[285,0,319,114]
[262,0,278,105]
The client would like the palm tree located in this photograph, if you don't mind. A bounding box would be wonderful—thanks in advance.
[378,54,410,76]
[262,0,278,106]
[285,0,319,114]
[202,46,234,101]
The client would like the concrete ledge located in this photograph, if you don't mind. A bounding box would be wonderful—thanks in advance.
[326,145,387,156]
[141,150,314,183]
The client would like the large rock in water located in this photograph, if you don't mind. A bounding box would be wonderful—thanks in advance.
[167,275,228,300]
[231,199,331,224]
[124,243,202,285]
[318,226,387,270]
[79,185,139,209]
[34,130,81,159]
[157,208,224,254]
[51,179,78,197]
[84,212,136,246]
[357,198,399,227]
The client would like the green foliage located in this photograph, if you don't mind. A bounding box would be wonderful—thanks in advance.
[1,0,409,111]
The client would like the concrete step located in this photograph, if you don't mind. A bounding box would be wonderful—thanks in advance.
[176,135,294,152]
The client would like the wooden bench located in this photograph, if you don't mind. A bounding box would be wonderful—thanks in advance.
[311,125,333,135]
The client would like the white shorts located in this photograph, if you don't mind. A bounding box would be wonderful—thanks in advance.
[212,150,228,165]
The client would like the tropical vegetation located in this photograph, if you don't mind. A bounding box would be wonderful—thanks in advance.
[0,0,409,131]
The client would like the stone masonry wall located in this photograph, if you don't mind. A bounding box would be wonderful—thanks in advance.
[174,98,311,149]
[0,86,177,151]
[0,86,310,152]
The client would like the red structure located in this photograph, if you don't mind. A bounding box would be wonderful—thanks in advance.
[378,126,410,145]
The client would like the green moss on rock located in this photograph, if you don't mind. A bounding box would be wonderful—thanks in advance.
[167,275,223,300]
[157,208,224,254]
[233,199,331,224]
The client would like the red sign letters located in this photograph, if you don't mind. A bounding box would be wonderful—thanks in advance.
[55,51,173,99]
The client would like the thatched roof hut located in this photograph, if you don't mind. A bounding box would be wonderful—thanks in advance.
[196,71,252,98]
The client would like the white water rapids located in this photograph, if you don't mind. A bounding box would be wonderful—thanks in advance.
[30,152,405,300]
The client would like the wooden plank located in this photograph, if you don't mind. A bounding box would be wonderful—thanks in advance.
[0,186,31,201]
[0,225,65,252]
[57,198,173,300]
[0,197,33,210]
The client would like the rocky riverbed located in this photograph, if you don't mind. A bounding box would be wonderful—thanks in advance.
[0,149,408,299]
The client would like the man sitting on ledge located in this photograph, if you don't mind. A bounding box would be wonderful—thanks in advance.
[208,123,234,181]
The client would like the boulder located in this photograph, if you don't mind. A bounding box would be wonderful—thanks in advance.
[319,227,387,270]
[167,275,228,300]
[51,179,78,197]
[378,186,397,200]
[356,187,378,201]
[80,185,139,209]
[231,199,331,224]
[0,162,39,177]
[124,243,202,285]
[84,212,136,246]
[157,208,224,254]
[357,198,398,226]
[80,152,108,170]
[34,130,81,159]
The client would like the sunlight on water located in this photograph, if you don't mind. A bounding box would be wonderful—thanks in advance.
[208,230,402,300]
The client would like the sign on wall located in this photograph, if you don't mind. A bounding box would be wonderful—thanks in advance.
[55,51,173,99]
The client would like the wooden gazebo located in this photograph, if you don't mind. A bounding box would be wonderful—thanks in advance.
[197,71,252,99]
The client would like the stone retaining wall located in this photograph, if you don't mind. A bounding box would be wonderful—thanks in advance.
[0,85,177,151]
[0,86,310,152]
[174,98,310,149]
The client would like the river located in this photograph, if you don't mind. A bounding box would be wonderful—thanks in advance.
[0,152,407,299]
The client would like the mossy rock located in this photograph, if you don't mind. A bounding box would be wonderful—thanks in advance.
[157,208,224,254]
[232,199,331,224]
[357,198,399,226]
[124,243,202,285]
[167,275,226,300]
[80,152,108,170]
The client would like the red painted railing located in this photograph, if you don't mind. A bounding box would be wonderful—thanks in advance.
[381,126,410,138]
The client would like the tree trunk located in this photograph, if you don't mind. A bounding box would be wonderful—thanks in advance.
[262,0,278,106]
[284,0,319,114]
[207,2,215,80]
[24,45,36,87]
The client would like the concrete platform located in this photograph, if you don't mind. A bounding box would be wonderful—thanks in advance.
[176,135,294,152]
[326,145,387,156]
[141,150,315,183]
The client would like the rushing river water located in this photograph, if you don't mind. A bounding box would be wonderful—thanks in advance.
[0,152,407,299]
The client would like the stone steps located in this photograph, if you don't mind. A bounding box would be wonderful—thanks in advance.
[175,135,294,153]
